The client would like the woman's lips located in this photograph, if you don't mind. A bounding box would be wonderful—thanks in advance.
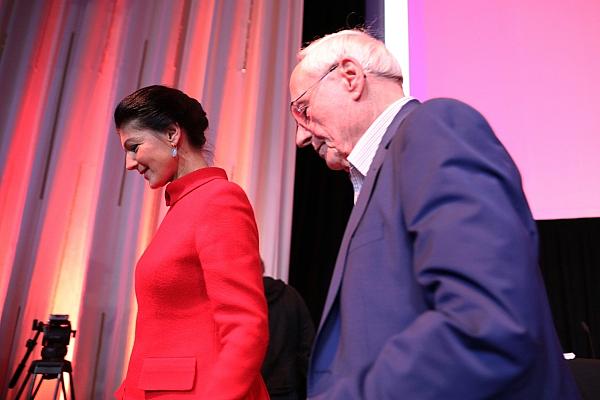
[139,168,149,179]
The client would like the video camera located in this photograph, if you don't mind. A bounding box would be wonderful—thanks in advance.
[8,314,77,391]
[36,314,76,361]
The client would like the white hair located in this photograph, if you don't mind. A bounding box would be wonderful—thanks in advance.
[297,29,403,83]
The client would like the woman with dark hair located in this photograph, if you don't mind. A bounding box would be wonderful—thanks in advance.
[113,85,269,399]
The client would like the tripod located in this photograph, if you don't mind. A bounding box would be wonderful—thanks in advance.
[8,316,77,400]
[13,360,75,400]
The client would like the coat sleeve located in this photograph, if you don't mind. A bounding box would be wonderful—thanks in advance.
[195,182,268,399]
[321,99,549,399]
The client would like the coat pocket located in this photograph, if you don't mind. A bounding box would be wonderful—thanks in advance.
[349,227,384,251]
[138,357,196,391]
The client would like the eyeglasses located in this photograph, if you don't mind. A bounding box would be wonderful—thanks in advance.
[290,64,338,129]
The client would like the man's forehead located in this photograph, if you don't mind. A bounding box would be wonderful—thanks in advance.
[289,66,304,96]
[290,64,316,95]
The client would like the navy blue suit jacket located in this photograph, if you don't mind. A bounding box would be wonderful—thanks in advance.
[307,99,580,399]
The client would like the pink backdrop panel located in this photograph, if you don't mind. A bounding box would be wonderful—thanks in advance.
[408,0,600,219]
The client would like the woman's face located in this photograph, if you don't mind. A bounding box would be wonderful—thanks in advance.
[118,122,177,189]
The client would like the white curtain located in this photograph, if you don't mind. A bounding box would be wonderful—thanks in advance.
[0,0,303,398]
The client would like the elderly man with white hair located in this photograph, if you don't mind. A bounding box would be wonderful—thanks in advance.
[288,29,580,400]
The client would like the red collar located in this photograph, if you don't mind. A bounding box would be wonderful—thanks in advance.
[165,167,228,206]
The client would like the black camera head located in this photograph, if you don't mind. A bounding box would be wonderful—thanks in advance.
[38,314,76,361]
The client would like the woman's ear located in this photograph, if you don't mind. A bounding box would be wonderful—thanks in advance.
[166,123,181,145]
[338,58,366,101]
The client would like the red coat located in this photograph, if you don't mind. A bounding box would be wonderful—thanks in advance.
[116,167,269,399]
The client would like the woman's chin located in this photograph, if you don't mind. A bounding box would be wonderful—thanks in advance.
[148,178,169,189]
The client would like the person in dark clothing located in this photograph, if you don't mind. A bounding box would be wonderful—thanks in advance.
[262,276,315,400]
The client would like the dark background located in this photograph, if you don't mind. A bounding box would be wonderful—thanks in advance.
[287,0,359,343]
[287,0,599,360]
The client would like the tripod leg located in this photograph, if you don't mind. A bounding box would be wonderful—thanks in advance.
[30,375,44,399]
[59,373,68,400]
[14,371,32,400]
[68,372,76,400]
[52,373,62,400]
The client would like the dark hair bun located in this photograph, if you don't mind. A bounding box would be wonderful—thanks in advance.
[114,85,208,149]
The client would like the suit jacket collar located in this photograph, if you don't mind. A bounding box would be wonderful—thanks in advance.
[317,99,421,332]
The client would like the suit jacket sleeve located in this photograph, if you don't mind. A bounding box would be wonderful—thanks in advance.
[195,182,268,399]
[328,99,546,398]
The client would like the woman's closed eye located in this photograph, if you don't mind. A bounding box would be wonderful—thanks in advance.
[126,143,139,153]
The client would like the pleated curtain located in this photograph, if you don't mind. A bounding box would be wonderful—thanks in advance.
[0,0,303,398]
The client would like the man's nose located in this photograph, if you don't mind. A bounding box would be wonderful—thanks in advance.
[295,124,312,147]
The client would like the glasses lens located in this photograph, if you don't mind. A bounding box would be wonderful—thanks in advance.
[290,103,307,125]
[290,64,337,129]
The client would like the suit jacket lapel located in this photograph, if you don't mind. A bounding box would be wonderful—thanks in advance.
[317,99,421,332]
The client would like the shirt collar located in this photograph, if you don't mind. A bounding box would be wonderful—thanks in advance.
[347,96,415,178]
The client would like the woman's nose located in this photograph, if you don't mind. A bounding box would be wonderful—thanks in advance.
[124,153,137,170]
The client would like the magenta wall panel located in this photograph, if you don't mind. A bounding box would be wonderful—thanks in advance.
[407,0,600,219]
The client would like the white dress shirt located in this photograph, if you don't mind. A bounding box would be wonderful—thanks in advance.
[347,96,415,203]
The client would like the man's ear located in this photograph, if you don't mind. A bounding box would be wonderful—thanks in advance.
[339,58,366,101]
